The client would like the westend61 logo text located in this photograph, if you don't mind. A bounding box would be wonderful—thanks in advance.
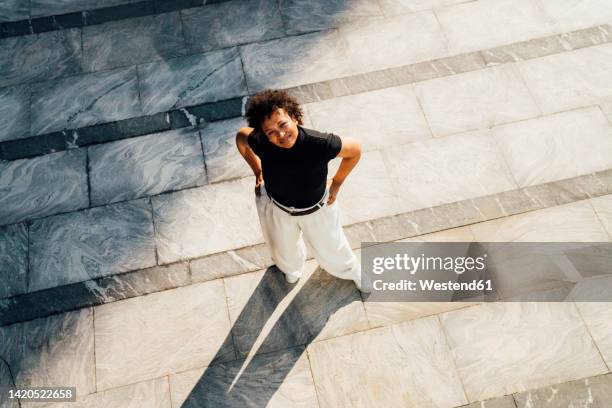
[372,253,488,275]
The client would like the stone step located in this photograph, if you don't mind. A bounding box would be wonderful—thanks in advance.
[1,173,611,327]
[1,96,611,241]
[2,37,612,226]
[0,0,227,39]
[1,22,611,161]
[1,0,612,139]
[1,227,611,405]
[1,90,611,306]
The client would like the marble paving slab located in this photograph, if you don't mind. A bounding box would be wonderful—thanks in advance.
[30,66,141,136]
[571,276,612,368]
[440,302,608,402]
[0,84,30,142]
[436,0,554,55]
[363,227,478,328]
[304,84,432,152]
[0,149,88,226]
[32,377,171,408]
[338,11,449,74]
[329,150,403,225]
[138,47,247,116]
[0,262,190,327]
[94,279,234,391]
[470,199,612,299]
[181,0,284,53]
[0,29,82,88]
[31,0,142,18]
[518,43,612,114]
[151,176,264,264]
[168,346,319,408]
[413,64,540,137]
[240,29,352,93]
[0,0,28,22]
[190,244,272,283]
[377,0,468,15]
[223,261,369,358]
[0,308,95,397]
[201,116,251,183]
[28,198,156,292]
[470,200,611,242]
[539,0,612,33]
[82,12,186,72]
[514,373,612,407]
[280,0,383,35]
[307,316,467,407]
[493,106,612,187]
[89,128,206,206]
[0,223,27,299]
[382,129,517,213]
[460,395,516,408]
[592,194,612,239]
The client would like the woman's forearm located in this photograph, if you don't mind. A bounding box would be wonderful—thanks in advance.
[333,154,360,184]
[236,133,263,176]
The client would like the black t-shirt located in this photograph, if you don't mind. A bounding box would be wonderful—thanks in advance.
[248,125,342,208]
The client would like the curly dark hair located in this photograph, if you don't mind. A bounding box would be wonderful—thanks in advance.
[245,89,304,133]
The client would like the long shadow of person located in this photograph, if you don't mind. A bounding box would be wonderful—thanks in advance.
[179,264,365,407]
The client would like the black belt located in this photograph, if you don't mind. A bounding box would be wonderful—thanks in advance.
[267,191,327,216]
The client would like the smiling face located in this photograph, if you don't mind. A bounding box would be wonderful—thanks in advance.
[261,108,300,149]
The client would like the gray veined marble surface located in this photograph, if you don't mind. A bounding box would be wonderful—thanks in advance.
[169,346,318,408]
[42,377,171,408]
[462,395,517,408]
[514,374,612,407]
[200,116,251,183]
[0,149,89,227]
[151,177,263,264]
[94,280,233,391]
[307,315,467,407]
[440,302,608,402]
[138,47,247,116]
[82,12,187,72]
[224,265,369,359]
[0,308,95,397]
[493,106,612,187]
[181,0,285,54]
[0,83,30,143]
[413,63,541,137]
[279,0,384,35]
[0,29,83,88]
[240,29,352,93]
[0,223,27,299]
[0,0,28,22]
[88,128,207,206]
[30,66,142,136]
[28,198,157,292]
[517,42,612,115]
[31,0,142,18]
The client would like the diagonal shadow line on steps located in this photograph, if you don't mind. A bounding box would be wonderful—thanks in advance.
[179,265,363,407]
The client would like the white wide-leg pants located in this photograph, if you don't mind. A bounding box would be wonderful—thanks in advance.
[255,185,361,283]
